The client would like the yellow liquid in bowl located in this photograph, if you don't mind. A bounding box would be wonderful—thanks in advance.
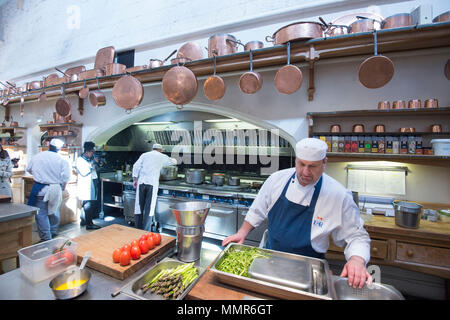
[54,279,87,290]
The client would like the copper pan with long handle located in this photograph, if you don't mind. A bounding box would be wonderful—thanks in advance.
[203,55,225,101]
[149,49,177,69]
[239,50,263,94]
[266,21,325,45]
[55,84,72,117]
[112,73,144,112]
[89,78,106,108]
[162,63,198,107]
[274,41,303,95]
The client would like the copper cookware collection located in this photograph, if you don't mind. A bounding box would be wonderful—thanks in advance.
[381,13,412,30]
[377,101,390,109]
[265,21,326,45]
[378,98,439,110]
[207,33,239,57]
[408,99,421,109]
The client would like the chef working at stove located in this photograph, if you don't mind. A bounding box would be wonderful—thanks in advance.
[222,137,372,289]
[132,143,177,231]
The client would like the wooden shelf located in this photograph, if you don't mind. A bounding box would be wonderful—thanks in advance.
[2,144,26,149]
[326,152,450,167]
[0,127,26,130]
[5,22,450,105]
[39,122,82,130]
[313,132,450,136]
[307,107,450,118]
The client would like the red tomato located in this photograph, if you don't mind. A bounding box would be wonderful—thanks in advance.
[130,245,141,260]
[146,232,154,239]
[45,255,58,269]
[119,250,131,266]
[139,240,149,254]
[61,250,74,266]
[130,239,139,248]
[112,248,122,263]
[139,234,148,242]
[146,235,155,250]
[121,244,131,254]
[152,233,162,246]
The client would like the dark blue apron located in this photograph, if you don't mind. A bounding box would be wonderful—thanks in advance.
[266,172,324,259]
[27,149,55,206]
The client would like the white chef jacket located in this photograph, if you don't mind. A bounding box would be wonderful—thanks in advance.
[245,168,371,264]
[74,155,98,201]
[132,150,177,216]
[26,151,71,196]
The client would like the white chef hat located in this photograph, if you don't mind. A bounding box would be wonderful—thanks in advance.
[49,138,64,150]
[152,143,162,150]
[295,138,327,161]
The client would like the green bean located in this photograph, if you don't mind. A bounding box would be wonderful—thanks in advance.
[215,247,268,277]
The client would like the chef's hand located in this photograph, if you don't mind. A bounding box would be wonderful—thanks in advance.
[222,233,245,247]
[340,255,372,289]
[133,180,137,189]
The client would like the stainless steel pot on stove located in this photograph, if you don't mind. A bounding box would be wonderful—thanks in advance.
[211,173,226,186]
[394,201,423,229]
[185,168,206,184]
[160,166,178,181]
[228,176,240,186]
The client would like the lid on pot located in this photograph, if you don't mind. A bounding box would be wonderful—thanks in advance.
[394,201,422,213]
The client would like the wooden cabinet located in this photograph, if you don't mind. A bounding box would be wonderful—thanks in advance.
[396,242,450,268]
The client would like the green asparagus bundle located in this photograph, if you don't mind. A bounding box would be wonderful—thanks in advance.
[140,262,198,299]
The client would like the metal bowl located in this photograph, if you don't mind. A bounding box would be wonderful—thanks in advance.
[170,201,211,226]
[332,276,404,300]
[49,267,91,300]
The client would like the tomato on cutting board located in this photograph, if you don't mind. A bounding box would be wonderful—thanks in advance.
[152,233,162,246]
[112,248,122,263]
[119,250,131,266]
[139,240,149,254]
[121,244,131,254]
[130,245,141,260]
[139,234,148,242]
[130,239,139,248]
[146,235,155,250]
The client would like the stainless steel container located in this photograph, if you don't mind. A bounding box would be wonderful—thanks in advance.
[160,166,178,181]
[49,268,91,300]
[331,276,404,300]
[394,201,423,229]
[176,225,205,262]
[170,201,211,226]
[123,190,136,224]
[185,168,206,184]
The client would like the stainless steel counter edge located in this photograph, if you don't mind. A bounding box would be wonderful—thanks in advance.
[0,203,39,223]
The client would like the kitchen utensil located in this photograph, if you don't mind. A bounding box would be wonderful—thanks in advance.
[177,42,203,61]
[94,46,115,71]
[352,124,365,133]
[432,10,450,23]
[228,176,240,186]
[330,124,341,133]
[244,41,264,51]
[55,84,72,117]
[49,267,91,300]
[239,50,263,94]
[408,99,421,109]
[332,276,404,300]
[394,201,423,229]
[374,124,385,133]
[424,98,438,108]
[149,49,178,69]
[175,225,205,262]
[319,17,349,37]
[381,13,412,29]
[431,124,442,133]
[44,73,65,86]
[274,42,303,95]
[55,67,78,82]
[27,81,43,90]
[160,166,178,181]
[65,66,86,76]
[78,68,105,80]
[358,30,394,89]
[185,168,206,184]
[331,12,384,29]
[104,63,126,76]
[212,174,225,186]
[89,78,106,107]
[170,201,211,227]
[203,55,226,101]
[162,65,198,106]
[79,79,89,99]
[377,101,390,109]
[112,74,144,111]
[207,33,239,57]
[392,100,406,109]
[349,16,379,33]
[113,195,123,203]
[72,224,176,280]
[266,21,325,45]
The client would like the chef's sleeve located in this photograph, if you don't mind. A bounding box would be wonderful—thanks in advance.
[132,155,143,179]
[61,160,71,183]
[74,157,91,177]
[244,175,274,229]
[331,191,371,265]
[163,154,177,166]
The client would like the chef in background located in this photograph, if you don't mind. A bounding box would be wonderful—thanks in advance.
[74,141,101,230]
[132,143,177,231]
[223,138,372,289]
[0,143,13,197]
[26,138,71,242]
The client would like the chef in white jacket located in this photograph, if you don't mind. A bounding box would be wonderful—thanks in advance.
[132,143,177,231]
[223,138,372,289]
[26,138,71,242]
[0,144,13,197]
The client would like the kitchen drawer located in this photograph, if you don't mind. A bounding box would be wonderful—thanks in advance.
[328,239,387,260]
[396,242,450,268]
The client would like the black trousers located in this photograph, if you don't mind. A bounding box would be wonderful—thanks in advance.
[136,183,154,230]
[81,200,99,225]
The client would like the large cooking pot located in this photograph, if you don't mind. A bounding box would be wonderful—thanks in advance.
[207,33,239,57]
[433,11,450,23]
[160,166,178,181]
[185,168,206,184]
[266,21,325,45]
[349,16,380,33]
[228,176,240,186]
[381,13,412,30]
[394,201,423,229]
[211,173,226,186]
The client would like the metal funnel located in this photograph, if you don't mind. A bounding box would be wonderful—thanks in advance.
[170,201,211,226]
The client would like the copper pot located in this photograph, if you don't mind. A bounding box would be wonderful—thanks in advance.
[392,100,406,109]
[89,78,106,107]
[408,99,421,109]
[239,50,263,94]
[381,13,412,29]
[27,81,43,91]
[65,66,86,76]
[266,21,325,45]
[104,63,126,76]
[207,33,239,57]
[78,69,105,80]
[177,42,203,61]
[244,41,264,51]
[424,99,438,108]
[149,49,178,69]
[44,73,65,86]
[125,65,148,72]
[353,124,365,133]
[55,67,78,82]
[378,101,390,109]
[400,127,415,133]
[433,11,450,23]
[374,124,385,133]
[349,17,378,33]
[431,124,442,133]
[112,75,144,111]
[330,124,341,133]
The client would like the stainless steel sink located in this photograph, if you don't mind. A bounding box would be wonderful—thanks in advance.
[331,276,404,300]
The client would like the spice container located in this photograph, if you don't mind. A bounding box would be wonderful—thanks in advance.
[332,136,339,152]
[392,137,400,154]
[415,136,423,154]
[364,136,372,153]
[351,136,358,153]
[338,136,345,152]
[378,136,385,153]
[344,136,352,152]
[400,136,408,154]
[408,136,416,154]
[358,136,365,153]
[423,147,433,155]
[371,135,378,153]
[325,136,332,151]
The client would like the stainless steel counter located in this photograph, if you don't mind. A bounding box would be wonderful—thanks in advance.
[0,203,39,223]
[0,245,222,300]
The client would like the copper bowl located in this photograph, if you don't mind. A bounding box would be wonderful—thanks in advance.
[375,124,385,133]
[392,100,406,109]
[330,124,341,133]
[424,99,438,108]
[408,99,421,109]
[377,101,390,110]
[431,124,442,133]
[353,124,365,133]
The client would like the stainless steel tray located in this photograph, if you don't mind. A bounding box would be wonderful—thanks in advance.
[119,258,205,300]
[331,275,404,300]
[210,243,337,300]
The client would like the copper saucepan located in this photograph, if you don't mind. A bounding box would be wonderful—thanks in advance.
[244,41,264,51]
[274,41,302,95]
[203,55,226,101]
[319,17,350,37]
[424,99,438,108]
[353,124,365,133]
[207,33,239,57]
[266,21,326,45]
[149,49,177,69]
[55,84,72,117]
[378,101,390,109]
[431,124,442,133]
[392,100,406,109]
[89,78,106,107]
[330,124,341,133]
[239,50,263,94]
[104,63,126,76]
[375,124,385,133]
[408,99,421,109]
[55,67,78,83]
[349,16,381,33]
[381,13,412,30]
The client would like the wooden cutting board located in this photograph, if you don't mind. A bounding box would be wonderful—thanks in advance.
[72,224,176,280]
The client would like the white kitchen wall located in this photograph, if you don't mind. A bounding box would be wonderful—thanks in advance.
[0,0,449,203]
